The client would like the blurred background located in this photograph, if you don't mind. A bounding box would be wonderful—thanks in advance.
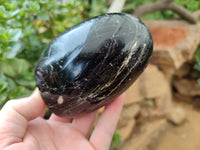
[0,0,200,150]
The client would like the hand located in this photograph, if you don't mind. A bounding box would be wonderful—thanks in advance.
[0,89,125,150]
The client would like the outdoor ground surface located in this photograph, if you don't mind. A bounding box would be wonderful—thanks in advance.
[152,101,200,150]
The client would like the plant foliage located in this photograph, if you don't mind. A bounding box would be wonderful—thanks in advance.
[193,45,200,85]
[1,0,199,149]
[124,0,200,20]
[0,0,86,108]
[110,130,123,150]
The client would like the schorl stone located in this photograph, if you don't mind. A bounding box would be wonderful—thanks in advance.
[35,13,153,118]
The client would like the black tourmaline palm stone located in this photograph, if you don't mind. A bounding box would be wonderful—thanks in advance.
[35,13,153,118]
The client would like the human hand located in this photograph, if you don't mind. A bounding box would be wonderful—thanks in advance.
[0,89,125,150]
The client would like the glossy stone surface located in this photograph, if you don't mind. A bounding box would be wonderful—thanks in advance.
[35,13,153,118]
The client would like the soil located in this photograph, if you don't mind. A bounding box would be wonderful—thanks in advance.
[150,27,187,47]
[150,101,200,150]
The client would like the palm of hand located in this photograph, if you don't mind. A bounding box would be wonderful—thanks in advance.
[20,117,95,150]
[0,90,125,150]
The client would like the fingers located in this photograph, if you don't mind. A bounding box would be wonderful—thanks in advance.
[0,89,46,148]
[49,114,73,123]
[89,93,125,150]
[72,110,98,137]
[1,88,46,121]
[4,88,46,121]
[49,110,98,137]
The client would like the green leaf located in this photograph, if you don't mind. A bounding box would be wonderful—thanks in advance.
[37,12,49,20]
[197,79,200,86]
[0,93,7,102]
[6,77,17,90]
[23,25,35,36]
[39,0,48,4]
[7,19,22,28]
[0,6,6,18]
[195,46,200,65]
[175,0,200,12]
[0,58,29,77]
[0,78,8,108]
[0,5,20,19]
[0,59,17,77]
[23,1,40,11]
[0,92,7,109]
[0,82,8,92]
[194,64,200,72]
[3,42,21,58]
[0,73,6,82]
[110,130,122,150]
[31,1,40,10]
[0,27,6,36]
[15,72,36,88]
[8,86,31,99]
[4,1,18,10]
[0,28,9,41]
[9,29,22,41]
[5,9,20,18]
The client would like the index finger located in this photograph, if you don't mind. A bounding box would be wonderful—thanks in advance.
[89,93,125,150]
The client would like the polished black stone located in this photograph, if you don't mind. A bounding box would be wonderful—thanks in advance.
[35,13,153,118]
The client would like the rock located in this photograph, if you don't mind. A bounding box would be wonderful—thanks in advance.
[117,104,140,141]
[118,119,136,141]
[173,78,200,96]
[174,92,200,109]
[125,64,172,116]
[119,119,167,150]
[119,104,141,123]
[167,106,187,125]
[144,20,200,77]
[152,101,200,150]
[117,64,172,148]
[174,63,191,78]
[173,92,193,103]
[150,27,187,48]
[125,80,145,104]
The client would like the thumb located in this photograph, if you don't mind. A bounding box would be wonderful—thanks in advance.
[0,89,46,148]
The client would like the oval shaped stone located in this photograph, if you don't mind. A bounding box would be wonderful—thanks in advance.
[35,13,153,117]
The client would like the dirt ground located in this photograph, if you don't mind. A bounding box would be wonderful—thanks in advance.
[151,101,200,150]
